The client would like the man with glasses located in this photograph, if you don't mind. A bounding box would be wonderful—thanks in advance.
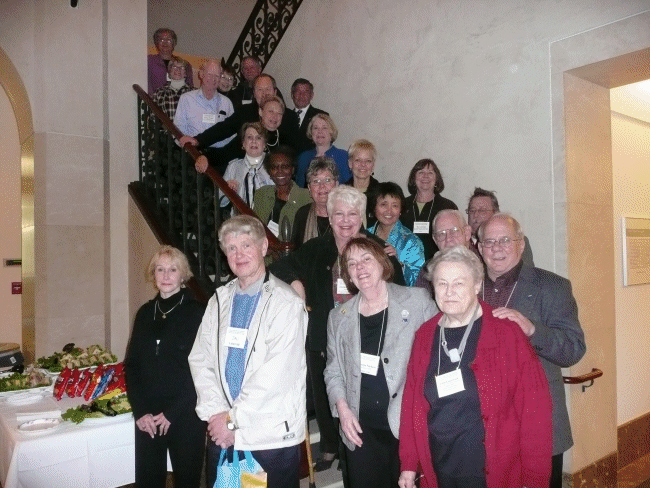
[148,28,194,95]
[478,213,585,488]
[466,187,534,265]
[414,209,473,295]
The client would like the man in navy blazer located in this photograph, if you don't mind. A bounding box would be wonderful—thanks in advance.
[478,213,586,488]
[291,79,328,154]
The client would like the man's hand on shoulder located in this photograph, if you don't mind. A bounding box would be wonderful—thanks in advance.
[492,307,536,337]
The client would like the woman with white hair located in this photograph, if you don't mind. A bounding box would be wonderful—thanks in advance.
[271,185,406,471]
[399,246,552,488]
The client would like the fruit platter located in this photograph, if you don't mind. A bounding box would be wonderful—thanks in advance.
[36,344,117,373]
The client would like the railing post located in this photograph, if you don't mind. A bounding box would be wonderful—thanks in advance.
[166,133,174,233]
[196,174,205,278]
[181,151,189,257]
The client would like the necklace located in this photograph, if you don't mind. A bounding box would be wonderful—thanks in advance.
[155,293,184,320]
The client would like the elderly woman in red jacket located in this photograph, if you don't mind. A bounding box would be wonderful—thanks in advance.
[399,246,552,488]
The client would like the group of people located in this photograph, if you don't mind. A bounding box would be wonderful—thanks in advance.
[133,26,587,488]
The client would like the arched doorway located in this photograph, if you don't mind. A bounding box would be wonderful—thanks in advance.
[0,46,35,362]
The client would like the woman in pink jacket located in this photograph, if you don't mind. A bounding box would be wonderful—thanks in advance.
[399,246,552,488]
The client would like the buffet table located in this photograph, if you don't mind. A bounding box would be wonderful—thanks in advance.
[0,388,137,488]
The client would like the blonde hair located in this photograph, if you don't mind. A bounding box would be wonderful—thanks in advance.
[147,245,193,287]
[307,113,339,143]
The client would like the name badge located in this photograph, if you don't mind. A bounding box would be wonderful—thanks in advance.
[267,220,279,237]
[435,369,465,397]
[225,327,247,349]
[360,353,380,376]
[336,278,350,295]
[202,113,216,124]
[413,221,430,234]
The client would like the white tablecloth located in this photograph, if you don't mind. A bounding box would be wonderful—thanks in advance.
[0,389,138,488]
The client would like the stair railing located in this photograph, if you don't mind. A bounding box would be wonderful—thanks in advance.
[131,84,291,296]
[226,0,304,79]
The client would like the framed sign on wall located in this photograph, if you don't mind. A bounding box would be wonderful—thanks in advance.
[622,215,650,286]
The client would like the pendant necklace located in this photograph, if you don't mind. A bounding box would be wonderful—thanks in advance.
[155,294,184,320]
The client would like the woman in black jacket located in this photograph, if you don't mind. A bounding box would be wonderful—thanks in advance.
[125,245,206,488]
[270,186,405,473]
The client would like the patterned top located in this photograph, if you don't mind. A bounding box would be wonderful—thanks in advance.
[152,82,192,120]
[368,220,425,286]
[225,290,262,400]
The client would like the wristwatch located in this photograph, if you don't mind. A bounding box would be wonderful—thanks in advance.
[226,413,236,431]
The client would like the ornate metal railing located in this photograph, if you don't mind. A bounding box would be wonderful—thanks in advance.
[226,0,304,81]
[131,84,291,297]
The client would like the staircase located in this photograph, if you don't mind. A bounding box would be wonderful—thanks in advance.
[226,0,304,80]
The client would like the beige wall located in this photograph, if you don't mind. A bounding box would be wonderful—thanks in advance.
[268,0,650,273]
[148,0,256,61]
[0,86,22,345]
[0,0,146,359]
[611,85,650,425]
[127,196,161,328]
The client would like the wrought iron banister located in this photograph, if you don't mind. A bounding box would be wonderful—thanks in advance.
[226,0,304,80]
[132,84,291,294]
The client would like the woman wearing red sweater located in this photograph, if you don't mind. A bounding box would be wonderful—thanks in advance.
[399,246,552,488]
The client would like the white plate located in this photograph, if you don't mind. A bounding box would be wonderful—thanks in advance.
[4,391,45,405]
[18,417,61,433]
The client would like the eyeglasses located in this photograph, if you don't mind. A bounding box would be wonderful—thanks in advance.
[466,208,492,216]
[433,227,462,241]
[481,237,521,248]
[310,177,335,186]
[220,74,234,82]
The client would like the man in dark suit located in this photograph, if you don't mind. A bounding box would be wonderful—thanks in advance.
[478,213,586,488]
[291,78,328,154]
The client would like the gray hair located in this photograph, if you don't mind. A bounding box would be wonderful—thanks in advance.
[218,215,266,250]
[306,157,340,184]
[433,209,467,231]
[477,212,524,241]
[327,186,367,217]
[426,245,484,285]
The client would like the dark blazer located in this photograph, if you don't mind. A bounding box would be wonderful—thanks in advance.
[294,105,328,154]
[194,103,301,169]
[508,263,586,455]
[344,176,381,227]
[401,193,458,260]
[324,283,437,448]
[269,230,406,352]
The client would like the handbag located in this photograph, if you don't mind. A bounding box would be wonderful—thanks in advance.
[214,449,266,488]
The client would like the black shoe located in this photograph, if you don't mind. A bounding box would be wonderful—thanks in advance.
[313,453,338,472]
